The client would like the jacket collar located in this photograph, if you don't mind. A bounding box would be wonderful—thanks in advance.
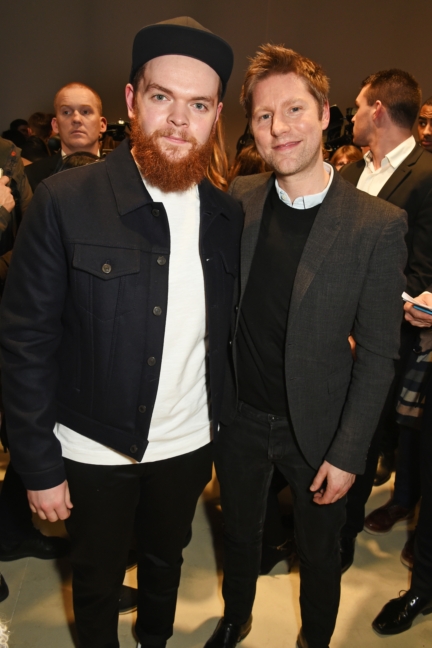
[105,139,231,226]
[342,143,425,200]
[378,144,424,201]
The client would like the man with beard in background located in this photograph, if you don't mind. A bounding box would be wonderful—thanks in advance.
[0,17,242,648]
[418,96,432,152]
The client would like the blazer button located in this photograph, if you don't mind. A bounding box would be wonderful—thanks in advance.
[152,208,160,217]
[153,306,162,316]
[130,444,138,453]
[138,405,147,413]
[102,263,112,274]
[157,256,166,265]
[147,357,156,366]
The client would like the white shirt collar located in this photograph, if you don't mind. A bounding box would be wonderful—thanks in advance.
[364,135,416,173]
[275,162,334,210]
[61,149,101,159]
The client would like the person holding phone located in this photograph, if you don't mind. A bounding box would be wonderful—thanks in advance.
[372,292,432,635]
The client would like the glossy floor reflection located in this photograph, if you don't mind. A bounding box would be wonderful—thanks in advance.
[0,450,430,647]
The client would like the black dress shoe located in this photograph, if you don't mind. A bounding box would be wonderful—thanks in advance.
[340,536,355,574]
[204,616,252,647]
[260,539,296,575]
[373,451,393,487]
[372,590,432,635]
[296,628,308,648]
[0,573,9,603]
[0,531,70,561]
[296,628,329,648]
[119,584,138,614]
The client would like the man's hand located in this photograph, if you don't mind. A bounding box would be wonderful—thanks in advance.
[28,481,73,522]
[404,292,432,328]
[310,460,355,505]
[0,176,15,213]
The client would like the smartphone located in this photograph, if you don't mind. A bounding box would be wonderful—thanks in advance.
[413,304,432,316]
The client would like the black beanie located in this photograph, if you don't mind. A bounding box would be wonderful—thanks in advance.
[130,16,233,98]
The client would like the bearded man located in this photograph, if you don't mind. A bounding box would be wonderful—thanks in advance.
[0,17,242,648]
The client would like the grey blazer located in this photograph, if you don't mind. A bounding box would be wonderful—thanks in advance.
[220,170,407,475]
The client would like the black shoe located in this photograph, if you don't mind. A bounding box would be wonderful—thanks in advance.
[259,539,296,575]
[340,536,355,574]
[373,451,393,487]
[0,531,70,561]
[372,590,432,635]
[296,627,329,648]
[204,616,252,647]
[119,584,137,614]
[0,573,9,603]
[296,629,308,648]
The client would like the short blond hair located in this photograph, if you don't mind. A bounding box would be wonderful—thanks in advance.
[54,83,103,115]
[241,44,329,119]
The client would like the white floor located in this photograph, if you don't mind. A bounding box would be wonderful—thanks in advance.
[0,452,430,648]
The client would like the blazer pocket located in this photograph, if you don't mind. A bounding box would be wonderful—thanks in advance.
[73,244,140,321]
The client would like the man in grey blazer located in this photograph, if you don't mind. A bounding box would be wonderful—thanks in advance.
[204,46,407,648]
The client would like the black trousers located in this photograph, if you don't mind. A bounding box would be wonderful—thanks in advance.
[214,403,346,648]
[411,415,432,598]
[0,461,35,548]
[64,443,212,648]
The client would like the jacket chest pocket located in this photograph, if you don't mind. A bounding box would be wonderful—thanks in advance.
[72,244,140,321]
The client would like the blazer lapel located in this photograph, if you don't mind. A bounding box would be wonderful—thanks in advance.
[378,145,423,201]
[340,158,365,186]
[288,173,344,328]
[240,175,273,298]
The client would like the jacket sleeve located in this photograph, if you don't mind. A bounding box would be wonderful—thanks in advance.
[13,155,33,216]
[0,182,68,490]
[405,184,432,296]
[325,207,408,474]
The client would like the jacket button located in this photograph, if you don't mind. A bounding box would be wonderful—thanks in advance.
[130,444,138,453]
[153,306,162,316]
[147,357,156,366]
[157,256,166,265]
[102,263,112,274]
[152,208,160,217]
[138,405,147,413]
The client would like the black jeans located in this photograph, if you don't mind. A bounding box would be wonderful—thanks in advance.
[215,402,346,648]
[0,462,35,548]
[64,443,212,648]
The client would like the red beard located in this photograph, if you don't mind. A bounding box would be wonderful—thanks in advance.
[130,117,214,192]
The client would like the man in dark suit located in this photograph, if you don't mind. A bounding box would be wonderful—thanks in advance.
[0,17,242,648]
[25,83,107,191]
[372,291,432,635]
[340,70,432,570]
[203,46,406,648]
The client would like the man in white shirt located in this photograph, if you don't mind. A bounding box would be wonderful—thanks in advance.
[0,17,242,648]
[340,69,432,571]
